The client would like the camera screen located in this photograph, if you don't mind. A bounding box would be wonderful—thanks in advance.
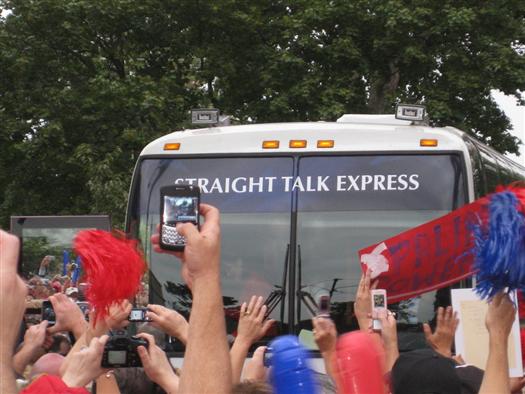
[108,350,127,365]
[373,294,385,308]
[129,309,144,321]
[163,196,198,225]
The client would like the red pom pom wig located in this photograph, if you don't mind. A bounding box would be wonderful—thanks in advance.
[74,230,146,319]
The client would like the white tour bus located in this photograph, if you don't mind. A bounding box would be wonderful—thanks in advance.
[125,106,525,355]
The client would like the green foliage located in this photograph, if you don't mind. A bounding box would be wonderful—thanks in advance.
[22,237,63,276]
[1,0,524,227]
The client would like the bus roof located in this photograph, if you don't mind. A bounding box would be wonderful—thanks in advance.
[140,121,468,156]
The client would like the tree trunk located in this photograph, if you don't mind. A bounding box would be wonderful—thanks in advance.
[367,61,400,114]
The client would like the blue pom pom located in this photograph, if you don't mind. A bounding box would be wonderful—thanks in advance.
[473,191,525,299]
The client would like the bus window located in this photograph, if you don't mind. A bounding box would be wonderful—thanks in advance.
[295,154,466,349]
[478,146,501,193]
[128,157,294,351]
[495,156,513,186]
[513,167,525,182]
[463,137,486,198]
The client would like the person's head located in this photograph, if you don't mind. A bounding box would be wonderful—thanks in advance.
[51,281,61,293]
[65,286,79,299]
[29,353,65,380]
[392,349,462,394]
[113,367,166,394]
[49,334,72,356]
[232,381,272,394]
[33,283,50,299]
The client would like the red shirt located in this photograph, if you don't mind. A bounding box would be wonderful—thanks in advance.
[21,375,89,394]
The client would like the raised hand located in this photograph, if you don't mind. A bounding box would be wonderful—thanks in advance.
[47,293,87,338]
[60,335,109,388]
[354,270,378,330]
[87,299,132,340]
[423,306,459,358]
[378,310,399,372]
[242,346,268,382]
[485,292,516,340]
[236,296,274,347]
[312,316,337,354]
[137,332,179,393]
[13,321,51,374]
[151,204,221,290]
[231,296,274,384]
[479,292,517,394]
[312,316,338,380]
[146,304,189,344]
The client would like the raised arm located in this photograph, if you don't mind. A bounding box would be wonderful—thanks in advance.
[151,204,232,394]
[378,310,399,373]
[230,295,274,383]
[0,230,28,394]
[13,320,50,375]
[354,270,378,331]
[423,306,459,358]
[146,304,189,345]
[479,292,516,394]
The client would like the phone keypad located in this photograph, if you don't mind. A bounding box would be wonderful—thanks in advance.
[162,226,186,245]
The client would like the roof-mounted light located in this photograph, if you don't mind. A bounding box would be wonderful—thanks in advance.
[191,108,220,125]
[164,143,181,151]
[289,140,307,148]
[420,139,438,147]
[317,140,334,148]
[262,140,280,149]
[395,104,426,122]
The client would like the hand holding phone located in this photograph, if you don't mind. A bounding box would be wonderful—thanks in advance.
[371,289,387,331]
[160,185,200,251]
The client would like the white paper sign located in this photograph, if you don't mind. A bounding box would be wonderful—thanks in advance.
[451,288,522,378]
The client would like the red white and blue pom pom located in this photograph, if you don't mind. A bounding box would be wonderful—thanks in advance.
[74,230,146,319]
[473,186,525,299]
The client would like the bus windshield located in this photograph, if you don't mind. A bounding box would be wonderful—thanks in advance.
[127,153,466,352]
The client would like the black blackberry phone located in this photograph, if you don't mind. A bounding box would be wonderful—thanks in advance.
[42,300,56,326]
[160,185,200,251]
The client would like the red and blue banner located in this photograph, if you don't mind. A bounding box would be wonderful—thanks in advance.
[359,197,489,303]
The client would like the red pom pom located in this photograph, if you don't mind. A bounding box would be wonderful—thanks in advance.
[74,230,146,320]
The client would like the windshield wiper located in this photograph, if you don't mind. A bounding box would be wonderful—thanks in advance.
[263,244,289,331]
[296,245,318,319]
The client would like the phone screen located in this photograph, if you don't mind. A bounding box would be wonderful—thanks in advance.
[318,296,330,315]
[129,309,146,321]
[373,294,385,308]
[163,196,199,225]
[42,301,56,324]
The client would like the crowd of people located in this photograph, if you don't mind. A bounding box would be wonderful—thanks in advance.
[0,204,523,393]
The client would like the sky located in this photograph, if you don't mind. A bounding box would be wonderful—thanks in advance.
[493,90,525,166]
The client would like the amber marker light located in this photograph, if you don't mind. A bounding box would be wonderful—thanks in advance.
[262,140,280,149]
[420,139,438,147]
[289,140,307,148]
[164,143,181,151]
[317,140,334,148]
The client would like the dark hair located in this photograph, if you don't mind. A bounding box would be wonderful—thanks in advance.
[112,368,166,394]
[48,334,71,354]
[232,381,272,394]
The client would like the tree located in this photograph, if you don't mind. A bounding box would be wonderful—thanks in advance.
[0,0,204,227]
[204,0,525,151]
